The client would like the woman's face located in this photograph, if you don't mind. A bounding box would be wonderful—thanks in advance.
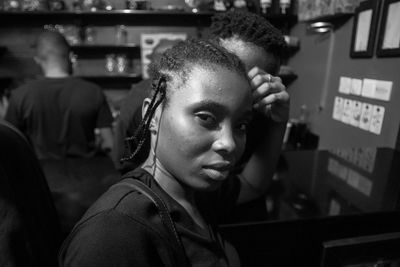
[154,66,252,191]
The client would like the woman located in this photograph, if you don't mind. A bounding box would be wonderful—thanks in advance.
[113,11,289,181]
[60,39,254,266]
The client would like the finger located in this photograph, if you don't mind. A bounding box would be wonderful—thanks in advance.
[248,66,266,80]
[252,80,286,102]
[250,74,281,90]
[252,82,271,103]
[253,101,271,113]
[254,91,290,107]
[274,75,283,84]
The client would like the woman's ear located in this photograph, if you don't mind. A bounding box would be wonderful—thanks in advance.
[141,98,151,120]
[142,98,161,134]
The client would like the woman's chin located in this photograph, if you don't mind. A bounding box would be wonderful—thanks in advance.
[195,175,225,192]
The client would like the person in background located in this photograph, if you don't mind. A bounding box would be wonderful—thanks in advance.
[0,95,8,120]
[60,38,254,267]
[208,10,289,204]
[112,38,182,173]
[5,30,114,159]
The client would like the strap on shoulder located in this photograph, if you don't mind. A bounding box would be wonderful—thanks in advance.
[117,176,189,267]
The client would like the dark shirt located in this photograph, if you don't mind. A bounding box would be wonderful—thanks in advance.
[5,77,113,159]
[59,168,241,267]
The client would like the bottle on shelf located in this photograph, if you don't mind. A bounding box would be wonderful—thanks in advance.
[260,0,272,15]
[213,0,227,11]
[233,0,247,11]
[299,104,309,125]
[105,54,116,73]
[115,25,128,45]
[116,54,128,74]
[84,26,97,44]
[126,0,149,10]
[278,0,291,14]
[70,53,79,74]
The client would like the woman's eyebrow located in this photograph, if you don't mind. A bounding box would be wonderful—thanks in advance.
[192,100,229,113]
[193,100,253,119]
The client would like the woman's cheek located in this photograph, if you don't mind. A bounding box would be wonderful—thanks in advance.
[165,114,202,151]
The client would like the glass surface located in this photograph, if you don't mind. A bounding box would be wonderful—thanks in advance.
[227,147,400,224]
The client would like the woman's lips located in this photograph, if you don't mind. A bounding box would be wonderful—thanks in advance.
[202,168,229,181]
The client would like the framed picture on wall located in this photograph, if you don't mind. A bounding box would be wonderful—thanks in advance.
[350,0,381,58]
[377,0,400,57]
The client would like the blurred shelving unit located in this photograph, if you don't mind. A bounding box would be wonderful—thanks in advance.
[0,10,297,27]
[71,44,141,58]
[0,11,299,89]
[78,73,141,89]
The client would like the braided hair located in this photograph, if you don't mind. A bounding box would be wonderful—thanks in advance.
[121,38,248,163]
[209,11,287,60]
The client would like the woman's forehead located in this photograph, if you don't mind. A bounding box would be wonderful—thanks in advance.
[168,65,251,106]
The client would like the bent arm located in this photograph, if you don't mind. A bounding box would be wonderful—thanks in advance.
[237,119,286,204]
[237,67,289,204]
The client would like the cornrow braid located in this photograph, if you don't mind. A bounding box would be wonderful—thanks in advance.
[120,76,166,163]
[149,38,248,87]
[122,39,248,163]
[209,11,287,60]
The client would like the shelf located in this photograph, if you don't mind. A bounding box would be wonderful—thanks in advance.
[307,13,353,23]
[307,13,353,31]
[0,10,214,26]
[71,44,140,58]
[78,74,142,89]
[0,11,297,28]
[0,75,141,90]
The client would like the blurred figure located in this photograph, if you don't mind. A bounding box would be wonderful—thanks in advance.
[112,38,181,173]
[5,30,113,159]
[0,120,62,267]
[0,95,8,120]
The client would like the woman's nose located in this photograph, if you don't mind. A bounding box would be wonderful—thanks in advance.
[212,125,236,155]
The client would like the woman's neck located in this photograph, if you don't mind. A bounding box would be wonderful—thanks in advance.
[141,152,207,229]
[142,152,194,204]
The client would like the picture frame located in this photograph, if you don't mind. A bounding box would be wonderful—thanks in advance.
[377,0,400,57]
[350,0,381,58]
[321,232,400,267]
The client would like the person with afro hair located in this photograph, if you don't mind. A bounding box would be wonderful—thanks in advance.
[209,10,287,75]
[208,10,290,207]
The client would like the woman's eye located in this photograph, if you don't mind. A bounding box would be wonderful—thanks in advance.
[196,113,217,127]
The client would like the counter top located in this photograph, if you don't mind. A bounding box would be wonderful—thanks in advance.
[226,147,400,224]
[220,147,400,267]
